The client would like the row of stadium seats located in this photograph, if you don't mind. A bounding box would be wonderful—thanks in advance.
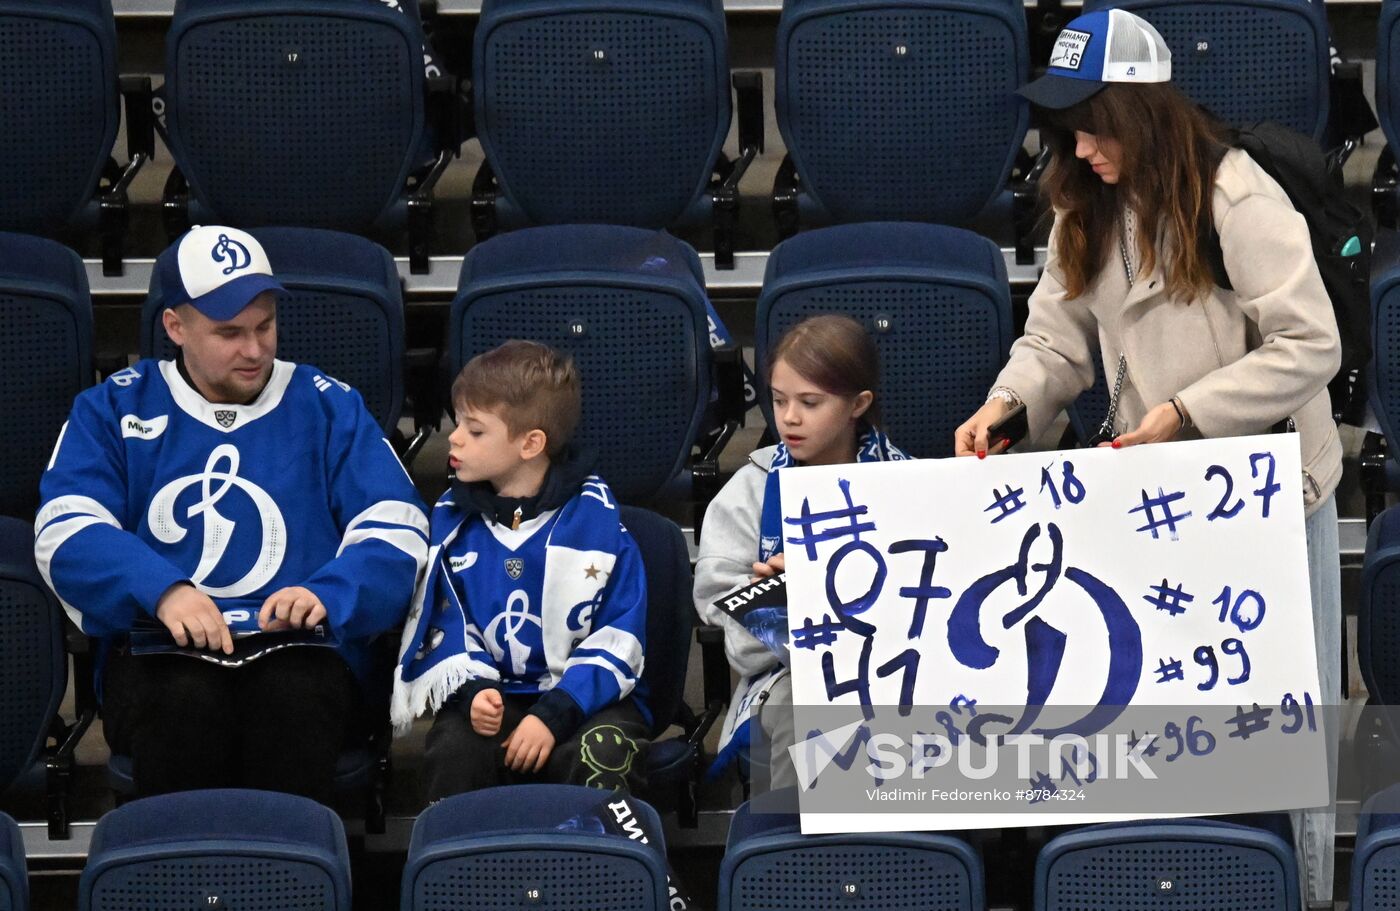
[0,222,1015,523]
[19,212,1400,526]
[22,213,1400,530]
[1,0,1382,277]
[2,783,1400,910]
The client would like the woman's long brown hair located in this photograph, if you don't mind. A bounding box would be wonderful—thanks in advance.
[1039,82,1229,302]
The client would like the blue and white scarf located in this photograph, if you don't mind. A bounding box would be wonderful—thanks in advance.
[711,428,909,776]
[391,480,628,733]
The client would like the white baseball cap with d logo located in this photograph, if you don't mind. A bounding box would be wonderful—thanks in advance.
[157,225,286,321]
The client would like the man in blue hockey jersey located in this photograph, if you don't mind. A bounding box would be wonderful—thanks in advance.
[34,225,429,802]
[392,341,649,799]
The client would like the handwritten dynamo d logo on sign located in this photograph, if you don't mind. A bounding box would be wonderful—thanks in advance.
[947,520,1143,739]
[211,233,252,276]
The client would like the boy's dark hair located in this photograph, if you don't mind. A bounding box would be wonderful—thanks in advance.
[452,340,581,457]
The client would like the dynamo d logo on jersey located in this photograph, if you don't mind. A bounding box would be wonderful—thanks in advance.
[211,232,252,275]
[146,443,287,598]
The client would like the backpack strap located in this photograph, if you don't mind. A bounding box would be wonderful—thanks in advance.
[1206,228,1232,292]
[1204,129,1240,292]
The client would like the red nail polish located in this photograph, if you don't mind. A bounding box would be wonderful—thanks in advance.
[1111,439,1122,449]
[998,438,1011,448]
[977,450,986,460]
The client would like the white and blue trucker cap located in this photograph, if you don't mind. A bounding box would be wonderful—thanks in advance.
[157,225,285,321]
[1018,9,1172,110]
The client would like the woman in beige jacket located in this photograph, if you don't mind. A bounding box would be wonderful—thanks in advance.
[954,10,1341,908]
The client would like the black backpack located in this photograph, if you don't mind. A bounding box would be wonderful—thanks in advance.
[1206,121,1372,424]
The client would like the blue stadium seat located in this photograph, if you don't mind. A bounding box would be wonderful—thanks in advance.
[401,784,671,911]
[0,516,91,843]
[450,225,720,505]
[755,222,1012,458]
[0,0,117,235]
[718,793,985,910]
[0,236,95,839]
[772,0,1029,234]
[1354,783,1400,909]
[1360,506,1400,761]
[162,0,453,270]
[471,0,761,268]
[0,233,93,519]
[0,812,24,911]
[1083,0,1330,142]
[81,789,351,911]
[140,227,416,451]
[1035,819,1298,911]
[618,505,714,824]
[0,0,154,277]
[1365,245,1400,520]
[1371,3,1400,229]
[1381,2,1400,157]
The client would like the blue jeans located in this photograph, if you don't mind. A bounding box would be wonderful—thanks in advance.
[1292,494,1339,907]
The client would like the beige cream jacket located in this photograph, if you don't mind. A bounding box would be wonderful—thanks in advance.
[994,149,1342,516]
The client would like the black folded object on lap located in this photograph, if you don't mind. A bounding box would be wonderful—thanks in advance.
[127,619,335,668]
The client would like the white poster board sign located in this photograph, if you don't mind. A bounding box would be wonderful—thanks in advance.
[781,435,1328,834]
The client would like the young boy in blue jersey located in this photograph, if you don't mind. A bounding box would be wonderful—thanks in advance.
[35,225,429,803]
[393,341,650,798]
